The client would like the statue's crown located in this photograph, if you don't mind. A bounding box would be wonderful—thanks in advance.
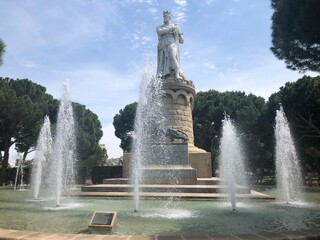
[163,11,171,17]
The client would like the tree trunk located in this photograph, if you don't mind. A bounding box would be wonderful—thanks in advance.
[0,141,10,186]
[0,127,14,186]
[22,150,28,161]
[298,113,320,136]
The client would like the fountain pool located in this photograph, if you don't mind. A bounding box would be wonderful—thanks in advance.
[0,189,319,236]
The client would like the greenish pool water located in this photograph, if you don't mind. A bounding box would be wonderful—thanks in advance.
[0,189,319,236]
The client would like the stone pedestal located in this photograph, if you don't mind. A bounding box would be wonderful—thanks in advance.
[162,78,213,179]
[142,165,197,185]
[163,78,196,145]
[122,78,213,184]
[189,152,212,178]
[124,142,197,185]
[123,144,212,181]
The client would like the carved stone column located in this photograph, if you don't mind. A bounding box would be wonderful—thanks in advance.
[162,78,196,145]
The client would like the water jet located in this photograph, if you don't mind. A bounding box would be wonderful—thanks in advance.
[29,80,76,207]
[275,105,303,203]
[219,115,247,211]
[31,115,52,200]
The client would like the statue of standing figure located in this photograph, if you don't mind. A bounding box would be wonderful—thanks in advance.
[157,11,185,80]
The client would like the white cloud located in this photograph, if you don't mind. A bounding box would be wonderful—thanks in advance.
[223,8,235,16]
[0,1,121,58]
[204,0,215,5]
[23,60,37,68]
[148,7,158,14]
[203,61,216,70]
[172,0,188,23]
[129,32,153,49]
[173,10,187,23]
[181,51,191,59]
[124,0,156,4]
[141,36,153,45]
[197,57,317,100]
[175,0,187,8]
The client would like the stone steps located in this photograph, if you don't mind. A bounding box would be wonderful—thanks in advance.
[82,184,250,194]
[102,177,220,185]
[80,177,275,200]
[75,190,273,200]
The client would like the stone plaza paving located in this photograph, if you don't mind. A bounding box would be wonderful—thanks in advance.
[0,228,320,240]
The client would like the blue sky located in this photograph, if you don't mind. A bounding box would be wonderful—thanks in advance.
[0,0,317,158]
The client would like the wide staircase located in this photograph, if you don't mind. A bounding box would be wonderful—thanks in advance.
[79,177,273,200]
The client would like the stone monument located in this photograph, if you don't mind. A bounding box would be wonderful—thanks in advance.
[158,11,212,178]
[81,11,270,201]
[123,11,212,182]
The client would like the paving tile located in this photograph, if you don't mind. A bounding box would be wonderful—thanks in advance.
[280,230,314,239]
[0,229,18,236]
[281,231,320,239]
[183,235,213,240]
[44,233,79,240]
[92,235,117,240]
[73,234,108,240]
[232,233,268,240]
[256,231,288,239]
[0,230,37,239]
[99,235,130,239]
[130,236,155,240]
[208,234,240,240]
[300,229,320,237]
[157,235,183,240]
[18,232,55,239]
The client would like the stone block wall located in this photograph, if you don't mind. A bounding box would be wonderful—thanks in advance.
[163,78,196,145]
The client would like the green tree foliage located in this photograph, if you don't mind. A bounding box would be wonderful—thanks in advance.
[113,102,137,153]
[0,78,55,184]
[0,78,105,183]
[267,76,320,174]
[193,91,271,180]
[0,39,5,66]
[113,78,320,182]
[113,93,271,180]
[73,102,106,177]
[15,100,59,162]
[270,0,320,72]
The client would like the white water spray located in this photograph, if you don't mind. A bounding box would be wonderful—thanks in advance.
[131,60,166,212]
[275,105,303,203]
[31,116,53,200]
[51,80,76,207]
[14,154,23,190]
[219,115,247,211]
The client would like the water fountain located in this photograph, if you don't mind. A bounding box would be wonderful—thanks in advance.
[82,10,261,203]
[275,105,303,203]
[30,81,76,206]
[2,11,319,240]
[131,62,158,211]
[0,190,319,236]
[131,60,172,212]
[51,80,76,207]
[219,115,247,210]
[13,154,24,191]
[31,115,53,200]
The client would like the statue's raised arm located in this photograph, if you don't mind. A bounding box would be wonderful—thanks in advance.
[156,11,185,80]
